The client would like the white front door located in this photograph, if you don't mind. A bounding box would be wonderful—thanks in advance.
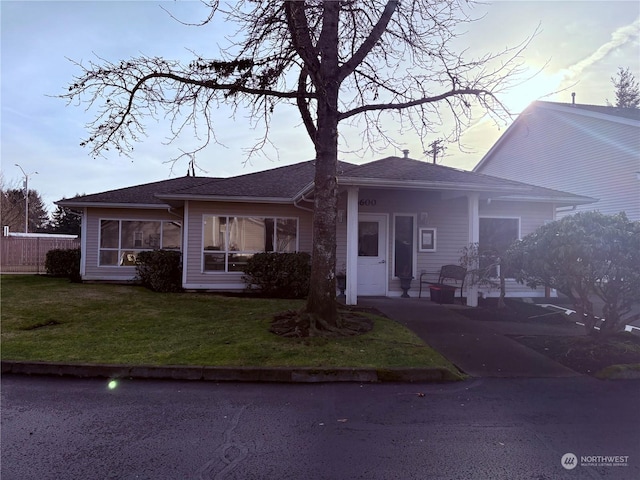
[357,214,388,296]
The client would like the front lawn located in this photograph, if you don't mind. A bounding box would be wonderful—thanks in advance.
[1,275,458,372]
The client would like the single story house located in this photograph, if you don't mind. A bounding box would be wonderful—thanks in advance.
[57,154,594,306]
[474,100,640,221]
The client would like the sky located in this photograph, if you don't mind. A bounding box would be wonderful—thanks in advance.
[1,0,639,214]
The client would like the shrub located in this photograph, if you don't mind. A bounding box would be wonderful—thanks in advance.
[507,212,640,335]
[243,252,311,298]
[45,248,81,282]
[135,250,183,293]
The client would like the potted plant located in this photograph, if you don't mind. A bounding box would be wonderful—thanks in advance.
[398,266,414,298]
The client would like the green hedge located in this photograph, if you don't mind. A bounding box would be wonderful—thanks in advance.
[135,250,183,293]
[45,248,81,282]
[243,252,311,298]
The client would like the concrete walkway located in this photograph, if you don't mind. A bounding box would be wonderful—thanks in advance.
[358,297,582,378]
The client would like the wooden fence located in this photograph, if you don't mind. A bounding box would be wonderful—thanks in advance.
[0,236,80,274]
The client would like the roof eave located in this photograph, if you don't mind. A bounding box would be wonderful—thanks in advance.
[337,176,531,193]
[55,201,169,209]
[490,194,598,206]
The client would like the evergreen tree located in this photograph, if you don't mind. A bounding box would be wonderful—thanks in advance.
[610,67,640,109]
[0,188,48,233]
[48,203,82,236]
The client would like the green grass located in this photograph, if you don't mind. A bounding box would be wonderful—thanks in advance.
[1,275,457,371]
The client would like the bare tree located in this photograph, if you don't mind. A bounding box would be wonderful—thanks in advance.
[62,1,529,334]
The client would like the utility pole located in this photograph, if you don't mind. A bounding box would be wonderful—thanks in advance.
[424,139,445,164]
[14,164,38,233]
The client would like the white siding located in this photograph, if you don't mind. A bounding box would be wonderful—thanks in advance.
[477,106,640,221]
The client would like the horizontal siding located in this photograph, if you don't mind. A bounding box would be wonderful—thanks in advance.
[83,207,181,281]
[184,201,313,289]
[477,200,552,297]
[478,107,640,221]
[339,189,470,296]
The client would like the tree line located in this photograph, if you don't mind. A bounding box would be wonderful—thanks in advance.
[0,177,81,236]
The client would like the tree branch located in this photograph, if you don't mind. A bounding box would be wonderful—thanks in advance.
[338,0,398,83]
[339,87,501,121]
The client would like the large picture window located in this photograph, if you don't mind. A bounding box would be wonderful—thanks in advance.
[203,215,298,272]
[479,217,519,278]
[99,220,181,266]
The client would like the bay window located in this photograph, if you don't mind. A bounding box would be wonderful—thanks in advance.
[203,215,298,272]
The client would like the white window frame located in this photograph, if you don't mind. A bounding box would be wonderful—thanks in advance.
[201,215,299,273]
[98,219,182,267]
[392,213,417,279]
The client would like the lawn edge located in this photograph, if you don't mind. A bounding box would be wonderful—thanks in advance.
[1,360,463,383]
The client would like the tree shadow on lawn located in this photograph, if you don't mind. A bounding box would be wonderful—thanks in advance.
[457,298,640,376]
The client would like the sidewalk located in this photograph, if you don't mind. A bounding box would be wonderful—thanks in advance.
[358,297,582,378]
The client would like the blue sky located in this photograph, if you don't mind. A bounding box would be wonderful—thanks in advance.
[1,0,639,213]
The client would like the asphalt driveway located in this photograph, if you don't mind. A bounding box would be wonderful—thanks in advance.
[358,297,582,378]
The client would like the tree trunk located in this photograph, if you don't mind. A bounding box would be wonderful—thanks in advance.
[303,2,341,330]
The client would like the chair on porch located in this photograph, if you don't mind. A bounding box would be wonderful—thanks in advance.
[418,264,467,303]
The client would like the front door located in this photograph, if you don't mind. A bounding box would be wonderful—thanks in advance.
[357,214,388,296]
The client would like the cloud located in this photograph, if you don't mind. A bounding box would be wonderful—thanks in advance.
[565,16,640,80]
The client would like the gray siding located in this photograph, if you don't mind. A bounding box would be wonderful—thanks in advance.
[184,201,313,289]
[83,207,180,281]
[337,188,554,297]
[477,106,640,221]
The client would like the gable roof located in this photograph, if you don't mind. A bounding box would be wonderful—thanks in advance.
[474,100,640,173]
[58,156,594,209]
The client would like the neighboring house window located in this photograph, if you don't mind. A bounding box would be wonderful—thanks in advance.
[479,217,519,278]
[99,220,182,266]
[394,215,414,277]
[202,216,298,272]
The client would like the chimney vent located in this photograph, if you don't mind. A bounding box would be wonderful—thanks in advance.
[402,149,409,158]
[571,92,576,105]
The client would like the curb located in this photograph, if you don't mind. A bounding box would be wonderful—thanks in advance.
[1,361,462,383]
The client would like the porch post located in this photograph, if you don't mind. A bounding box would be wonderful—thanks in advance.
[346,187,359,305]
[79,207,87,277]
[467,193,480,307]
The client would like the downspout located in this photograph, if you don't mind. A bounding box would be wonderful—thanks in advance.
[293,189,315,212]
[167,207,183,219]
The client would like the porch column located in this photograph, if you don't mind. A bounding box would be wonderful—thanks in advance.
[346,187,359,305]
[467,193,480,307]
[79,207,87,277]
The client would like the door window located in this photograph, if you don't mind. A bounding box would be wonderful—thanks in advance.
[358,221,379,256]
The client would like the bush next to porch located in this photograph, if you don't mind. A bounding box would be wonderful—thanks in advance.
[243,252,311,299]
[136,249,183,293]
[45,248,81,282]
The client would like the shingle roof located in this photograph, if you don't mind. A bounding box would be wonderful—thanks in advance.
[58,157,593,207]
[537,101,640,122]
[59,176,216,206]
[163,160,356,199]
[341,156,525,187]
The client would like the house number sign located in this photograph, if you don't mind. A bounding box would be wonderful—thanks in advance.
[359,199,377,206]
